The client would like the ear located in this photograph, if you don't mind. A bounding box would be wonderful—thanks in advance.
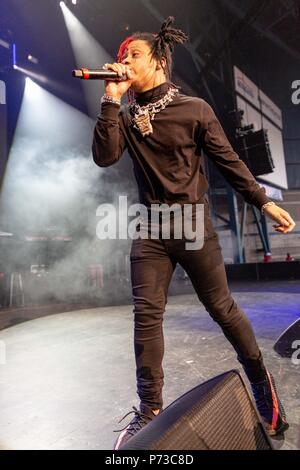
[156,57,167,71]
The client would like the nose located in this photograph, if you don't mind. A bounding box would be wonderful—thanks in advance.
[122,57,130,65]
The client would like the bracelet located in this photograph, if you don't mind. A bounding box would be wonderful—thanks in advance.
[261,201,276,214]
[101,94,121,106]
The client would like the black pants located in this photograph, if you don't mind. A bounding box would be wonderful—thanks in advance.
[130,198,266,409]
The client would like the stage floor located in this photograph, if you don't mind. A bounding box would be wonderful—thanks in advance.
[0,282,299,450]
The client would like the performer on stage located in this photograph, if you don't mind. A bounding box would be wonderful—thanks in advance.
[92,17,295,449]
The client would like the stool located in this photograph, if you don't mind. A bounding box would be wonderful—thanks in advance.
[88,264,104,289]
[9,272,25,307]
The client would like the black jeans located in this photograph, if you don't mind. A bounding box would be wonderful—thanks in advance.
[130,198,266,409]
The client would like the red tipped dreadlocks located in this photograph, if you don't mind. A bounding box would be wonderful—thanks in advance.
[117,36,135,63]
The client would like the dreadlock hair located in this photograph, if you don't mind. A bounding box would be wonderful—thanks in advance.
[117,16,188,101]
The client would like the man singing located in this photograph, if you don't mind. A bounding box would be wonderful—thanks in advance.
[92,17,294,449]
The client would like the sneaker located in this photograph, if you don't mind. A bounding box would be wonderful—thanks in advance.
[250,370,289,436]
[113,404,159,450]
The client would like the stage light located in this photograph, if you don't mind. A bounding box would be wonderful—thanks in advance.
[12,43,17,68]
[14,65,74,96]
[72,0,77,4]
[60,3,113,117]
[0,38,10,49]
[28,54,39,64]
[14,65,48,84]
[60,1,65,8]
[25,77,42,101]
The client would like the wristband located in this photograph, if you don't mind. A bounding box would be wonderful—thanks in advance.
[261,201,276,215]
[101,94,121,106]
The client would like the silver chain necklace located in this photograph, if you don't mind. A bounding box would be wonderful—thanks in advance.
[130,86,179,137]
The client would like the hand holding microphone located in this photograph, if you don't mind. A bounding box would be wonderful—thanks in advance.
[103,62,133,101]
[72,63,134,100]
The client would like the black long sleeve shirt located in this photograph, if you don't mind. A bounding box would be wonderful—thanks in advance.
[92,82,271,211]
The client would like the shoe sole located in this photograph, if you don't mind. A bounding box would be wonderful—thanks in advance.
[267,421,289,437]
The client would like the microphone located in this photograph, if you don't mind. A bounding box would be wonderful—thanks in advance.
[72,68,127,80]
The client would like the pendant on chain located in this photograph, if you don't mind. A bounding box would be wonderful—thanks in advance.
[130,87,179,137]
[132,109,153,137]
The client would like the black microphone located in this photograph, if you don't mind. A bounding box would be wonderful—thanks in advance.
[72,68,127,80]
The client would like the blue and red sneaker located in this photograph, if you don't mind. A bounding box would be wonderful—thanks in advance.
[250,370,289,436]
